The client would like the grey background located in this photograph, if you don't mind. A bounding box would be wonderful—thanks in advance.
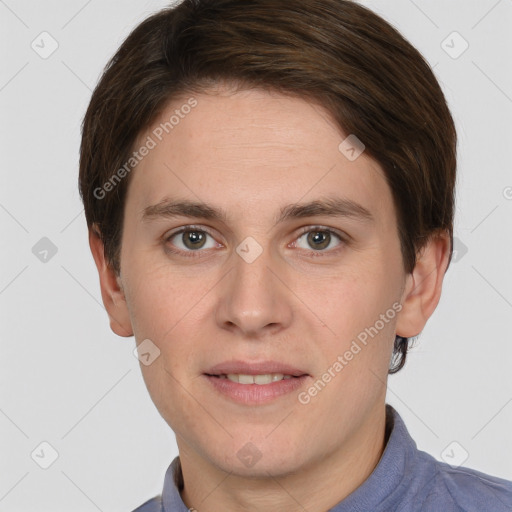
[1,0,511,510]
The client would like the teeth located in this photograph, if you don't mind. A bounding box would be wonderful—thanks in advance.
[226,373,292,384]
[239,374,256,384]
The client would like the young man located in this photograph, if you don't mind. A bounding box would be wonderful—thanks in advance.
[79,0,512,510]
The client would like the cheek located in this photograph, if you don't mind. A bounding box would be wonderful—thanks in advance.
[122,260,211,384]
[311,263,402,375]
[126,271,200,425]
[316,266,397,329]
[122,256,204,339]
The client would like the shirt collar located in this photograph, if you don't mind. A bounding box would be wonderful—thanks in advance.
[328,404,428,511]
[162,456,188,512]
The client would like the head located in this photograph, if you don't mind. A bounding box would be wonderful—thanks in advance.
[80,0,455,481]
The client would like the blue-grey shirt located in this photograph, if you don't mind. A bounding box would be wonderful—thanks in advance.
[133,405,512,511]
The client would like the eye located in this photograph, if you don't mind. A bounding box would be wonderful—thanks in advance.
[292,227,345,254]
[163,225,347,259]
[165,226,219,256]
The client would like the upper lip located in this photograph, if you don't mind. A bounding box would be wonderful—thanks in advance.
[205,360,309,377]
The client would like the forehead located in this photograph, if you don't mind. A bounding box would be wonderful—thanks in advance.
[125,87,395,228]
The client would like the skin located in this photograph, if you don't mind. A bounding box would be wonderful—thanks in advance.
[90,85,450,512]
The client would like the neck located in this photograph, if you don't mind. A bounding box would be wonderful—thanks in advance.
[178,403,388,512]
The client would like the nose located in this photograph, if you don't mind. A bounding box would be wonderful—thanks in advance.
[215,241,294,338]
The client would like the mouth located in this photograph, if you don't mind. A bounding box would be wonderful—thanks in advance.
[208,373,297,384]
[205,359,309,377]
[203,360,310,404]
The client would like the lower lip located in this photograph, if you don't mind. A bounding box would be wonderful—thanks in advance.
[204,375,309,405]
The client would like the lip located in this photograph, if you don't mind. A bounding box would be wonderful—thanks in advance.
[204,360,310,405]
[206,360,309,377]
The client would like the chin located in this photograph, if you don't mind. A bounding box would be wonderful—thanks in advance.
[200,433,309,478]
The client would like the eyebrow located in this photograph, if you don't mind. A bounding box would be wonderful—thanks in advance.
[141,196,374,225]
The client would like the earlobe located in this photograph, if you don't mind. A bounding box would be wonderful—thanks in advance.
[395,231,451,338]
[88,224,134,338]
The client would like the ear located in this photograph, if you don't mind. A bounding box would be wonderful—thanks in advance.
[89,224,133,337]
[396,230,451,338]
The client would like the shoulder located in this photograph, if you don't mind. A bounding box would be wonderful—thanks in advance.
[131,496,163,512]
[416,452,512,512]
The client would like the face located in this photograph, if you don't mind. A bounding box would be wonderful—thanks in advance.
[115,86,410,477]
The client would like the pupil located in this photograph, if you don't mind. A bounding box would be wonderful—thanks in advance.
[185,231,205,248]
[309,230,329,250]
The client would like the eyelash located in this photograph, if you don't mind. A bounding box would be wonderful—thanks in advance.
[163,225,347,259]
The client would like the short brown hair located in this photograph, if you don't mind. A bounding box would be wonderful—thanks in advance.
[79,0,457,373]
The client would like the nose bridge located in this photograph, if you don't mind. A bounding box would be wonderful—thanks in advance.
[217,237,292,335]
